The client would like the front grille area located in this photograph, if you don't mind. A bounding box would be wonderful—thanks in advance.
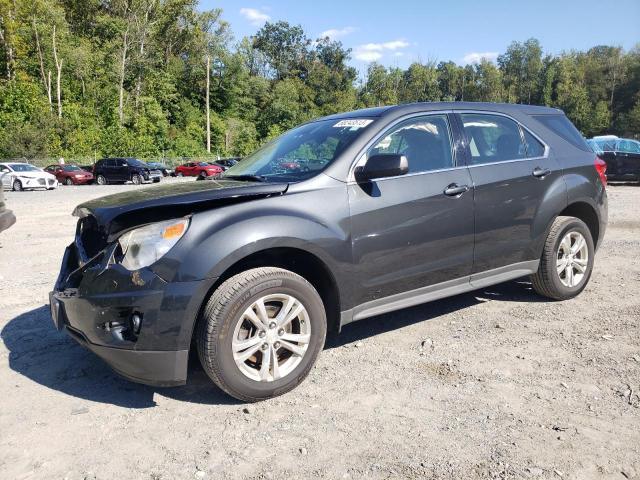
[37,178,45,185]
[76,215,108,260]
[48,179,55,185]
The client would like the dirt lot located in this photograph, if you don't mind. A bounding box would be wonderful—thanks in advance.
[0,179,638,480]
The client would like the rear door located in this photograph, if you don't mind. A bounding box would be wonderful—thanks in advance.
[456,112,561,274]
[618,140,640,179]
[349,113,475,307]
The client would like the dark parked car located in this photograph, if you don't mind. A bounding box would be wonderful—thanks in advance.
[0,183,15,233]
[44,164,94,185]
[50,102,607,402]
[215,158,240,170]
[587,136,640,183]
[146,161,173,177]
[93,158,162,185]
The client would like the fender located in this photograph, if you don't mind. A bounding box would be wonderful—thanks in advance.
[153,175,353,300]
[528,171,568,260]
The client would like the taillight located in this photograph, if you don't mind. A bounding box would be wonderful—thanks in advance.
[595,157,607,187]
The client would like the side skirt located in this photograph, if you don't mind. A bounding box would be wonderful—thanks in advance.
[339,260,539,328]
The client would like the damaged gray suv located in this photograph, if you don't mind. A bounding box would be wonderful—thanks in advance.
[50,102,608,401]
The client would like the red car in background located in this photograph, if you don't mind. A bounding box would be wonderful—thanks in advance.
[174,162,223,178]
[44,164,94,185]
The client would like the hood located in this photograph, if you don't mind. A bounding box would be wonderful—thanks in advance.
[14,170,53,179]
[74,178,288,237]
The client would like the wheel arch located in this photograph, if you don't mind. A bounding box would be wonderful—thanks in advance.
[189,246,343,351]
[557,201,600,248]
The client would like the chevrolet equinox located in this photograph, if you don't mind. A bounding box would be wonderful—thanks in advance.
[50,102,608,401]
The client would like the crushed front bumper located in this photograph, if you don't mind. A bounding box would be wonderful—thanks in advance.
[49,239,214,386]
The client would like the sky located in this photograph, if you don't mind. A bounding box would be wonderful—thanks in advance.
[199,0,640,73]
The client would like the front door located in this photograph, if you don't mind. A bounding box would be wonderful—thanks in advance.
[349,113,475,307]
[617,139,640,180]
[456,112,561,274]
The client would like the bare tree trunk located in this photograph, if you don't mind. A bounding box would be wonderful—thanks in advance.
[206,54,211,153]
[52,25,63,118]
[0,18,14,80]
[118,24,130,125]
[134,3,153,111]
[33,18,52,110]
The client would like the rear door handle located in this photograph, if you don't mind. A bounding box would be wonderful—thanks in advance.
[443,183,470,196]
[532,167,551,178]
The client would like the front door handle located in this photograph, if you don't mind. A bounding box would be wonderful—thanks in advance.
[532,167,551,178]
[443,183,470,196]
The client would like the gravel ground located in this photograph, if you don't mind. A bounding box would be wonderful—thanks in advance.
[0,179,639,480]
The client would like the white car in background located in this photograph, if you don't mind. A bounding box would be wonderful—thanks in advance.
[0,162,58,191]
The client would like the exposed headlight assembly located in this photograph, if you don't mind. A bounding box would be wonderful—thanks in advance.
[116,218,189,270]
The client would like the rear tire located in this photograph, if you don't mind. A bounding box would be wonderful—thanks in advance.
[531,216,594,300]
[197,267,327,402]
[65,177,73,186]
[96,175,107,185]
[12,179,22,191]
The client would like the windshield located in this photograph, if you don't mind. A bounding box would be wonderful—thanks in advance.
[10,164,40,172]
[127,159,147,168]
[63,165,81,172]
[222,118,374,181]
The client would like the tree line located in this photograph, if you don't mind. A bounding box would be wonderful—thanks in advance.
[0,0,638,161]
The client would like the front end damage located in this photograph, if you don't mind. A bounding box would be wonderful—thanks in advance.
[49,179,288,386]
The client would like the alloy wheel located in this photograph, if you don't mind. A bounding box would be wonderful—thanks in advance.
[232,294,311,382]
[556,231,589,287]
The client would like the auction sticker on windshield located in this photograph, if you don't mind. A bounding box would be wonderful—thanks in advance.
[333,119,373,129]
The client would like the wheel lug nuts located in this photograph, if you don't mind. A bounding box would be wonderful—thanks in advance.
[261,343,268,351]
[274,341,281,349]
[269,322,276,329]
[259,331,266,338]
[277,328,284,336]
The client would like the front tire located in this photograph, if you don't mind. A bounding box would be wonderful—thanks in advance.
[531,216,595,300]
[12,179,23,191]
[65,177,73,186]
[131,174,142,185]
[96,175,107,185]
[197,267,327,402]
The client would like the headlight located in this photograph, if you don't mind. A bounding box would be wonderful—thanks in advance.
[116,218,189,270]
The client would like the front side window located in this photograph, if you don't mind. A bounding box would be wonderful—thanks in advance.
[460,113,525,165]
[223,118,374,182]
[368,114,454,173]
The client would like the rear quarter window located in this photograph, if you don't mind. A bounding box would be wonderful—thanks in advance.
[532,114,590,152]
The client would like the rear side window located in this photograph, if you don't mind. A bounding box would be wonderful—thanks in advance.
[522,129,545,157]
[369,114,454,173]
[532,114,590,151]
[460,113,525,165]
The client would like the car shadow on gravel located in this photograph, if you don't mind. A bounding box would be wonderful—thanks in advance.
[327,279,544,347]
[1,306,241,408]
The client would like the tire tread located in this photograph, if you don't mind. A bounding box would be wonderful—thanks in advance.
[196,267,322,402]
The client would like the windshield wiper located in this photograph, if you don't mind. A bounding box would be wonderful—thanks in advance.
[223,174,267,182]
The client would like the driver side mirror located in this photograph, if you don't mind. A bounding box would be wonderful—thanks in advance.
[355,154,408,182]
